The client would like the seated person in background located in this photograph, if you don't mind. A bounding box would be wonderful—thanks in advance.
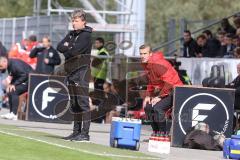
[30,36,61,74]
[232,35,240,47]
[105,81,124,123]
[90,81,120,123]
[99,81,112,123]
[196,34,211,57]
[217,31,226,44]
[183,30,198,57]
[234,47,240,58]
[219,33,236,58]
[0,57,33,120]
[217,31,227,57]
[218,18,236,35]
[110,79,124,106]
[105,79,139,123]
[226,63,240,109]
[139,44,183,133]
[202,30,221,58]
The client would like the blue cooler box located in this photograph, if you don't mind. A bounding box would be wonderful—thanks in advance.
[110,117,142,150]
[223,135,240,159]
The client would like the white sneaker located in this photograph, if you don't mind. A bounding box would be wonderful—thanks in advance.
[12,113,18,120]
[0,112,11,119]
[4,112,17,120]
[12,115,18,120]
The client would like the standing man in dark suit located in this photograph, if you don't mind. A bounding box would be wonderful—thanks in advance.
[0,57,33,120]
[57,9,92,142]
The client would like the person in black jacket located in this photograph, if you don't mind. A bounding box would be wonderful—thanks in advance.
[219,33,236,58]
[218,18,236,35]
[183,30,198,57]
[57,9,92,142]
[202,30,221,58]
[30,36,61,74]
[196,34,216,57]
[0,57,33,120]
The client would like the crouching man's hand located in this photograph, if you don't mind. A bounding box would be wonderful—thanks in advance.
[7,84,15,93]
[151,96,161,106]
[143,96,151,108]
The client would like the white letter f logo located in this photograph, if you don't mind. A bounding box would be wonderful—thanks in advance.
[42,87,61,111]
[192,103,215,126]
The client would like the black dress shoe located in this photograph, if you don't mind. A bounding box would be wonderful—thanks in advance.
[62,132,80,141]
[71,134,90,142]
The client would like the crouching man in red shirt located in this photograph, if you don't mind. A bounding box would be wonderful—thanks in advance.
[139,44,183,133]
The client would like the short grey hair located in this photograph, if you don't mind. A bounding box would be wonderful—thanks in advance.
[71,9,86,21]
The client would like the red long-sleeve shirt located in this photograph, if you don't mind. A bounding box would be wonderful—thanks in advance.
[144,52,183,97]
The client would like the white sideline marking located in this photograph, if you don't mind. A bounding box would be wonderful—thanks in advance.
[0,130,159,160]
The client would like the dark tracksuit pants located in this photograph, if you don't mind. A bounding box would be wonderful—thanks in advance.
[8,83,28,115]
[67,66,91,136]
[144,94,173,132]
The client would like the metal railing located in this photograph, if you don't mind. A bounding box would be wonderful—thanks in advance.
[0,15,69,50]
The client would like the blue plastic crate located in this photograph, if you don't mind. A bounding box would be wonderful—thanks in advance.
[223,135,240,159]
[110,117,142,150]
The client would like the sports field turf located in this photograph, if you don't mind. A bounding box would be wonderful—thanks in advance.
[0,124,158,160]
[0,133,110,160]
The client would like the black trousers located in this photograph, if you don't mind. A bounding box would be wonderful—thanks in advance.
[8,83,28,115]
[67,66,91,135]
[144,94,173,132]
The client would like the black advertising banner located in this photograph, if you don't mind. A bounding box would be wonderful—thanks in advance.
[27,74,71,123]
[172,86,235,147]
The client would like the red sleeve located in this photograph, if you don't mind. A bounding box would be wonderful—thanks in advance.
[146,84,154,97]
[153,60,182,97]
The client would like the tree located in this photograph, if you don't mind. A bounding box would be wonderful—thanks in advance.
[146,0,240,49]
[0,0,33,18]
[1,0,240,51]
